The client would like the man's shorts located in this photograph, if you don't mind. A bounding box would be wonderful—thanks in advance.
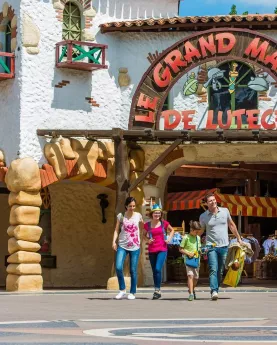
[185,265,200,279]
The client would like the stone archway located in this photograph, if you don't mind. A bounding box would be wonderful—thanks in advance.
[141,143,277,205]
[129,28,277,129]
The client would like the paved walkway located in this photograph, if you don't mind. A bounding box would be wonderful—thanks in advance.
[0,287,276,344]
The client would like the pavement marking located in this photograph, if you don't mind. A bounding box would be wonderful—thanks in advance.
[0,320,49,325]
[83,325,277,343]
[78,318,266,322]
[0,318,266,325]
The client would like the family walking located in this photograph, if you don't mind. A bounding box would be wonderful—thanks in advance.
[112,193,242,301]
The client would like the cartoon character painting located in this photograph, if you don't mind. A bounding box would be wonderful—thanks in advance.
[229,62,239,94]
[248,74,269,91]
[183,72,199,96]
[204,67,225,91]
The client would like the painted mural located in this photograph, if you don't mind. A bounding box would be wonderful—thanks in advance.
[160,59,273,131]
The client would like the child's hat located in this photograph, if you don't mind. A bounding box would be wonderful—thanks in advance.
[150,198,163,213]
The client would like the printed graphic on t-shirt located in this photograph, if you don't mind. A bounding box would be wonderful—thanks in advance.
[118,212,142,251]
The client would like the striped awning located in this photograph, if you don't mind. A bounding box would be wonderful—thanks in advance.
[166,188,216,211]
[216,193,277,217]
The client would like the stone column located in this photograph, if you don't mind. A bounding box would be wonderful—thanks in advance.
[5,158,43,291]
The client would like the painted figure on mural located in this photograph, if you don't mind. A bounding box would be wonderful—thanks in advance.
[112,197,144,300]
[183,72,199,96]
[199,193,242,300]
[228,62,238,94]
[143,200,174,300]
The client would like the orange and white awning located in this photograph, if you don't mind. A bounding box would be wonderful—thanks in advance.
[166,188,216,211]
[216,193,277,217]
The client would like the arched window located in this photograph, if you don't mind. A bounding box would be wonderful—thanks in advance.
[62,2,81,40]
[207,61,258,127]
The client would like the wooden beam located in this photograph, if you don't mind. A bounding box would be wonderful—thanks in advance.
[128,138,183,193]
[174,166,256,180]
[36,129,277,142]
[113,128,129,215]
[216,179,245,187]
[174,165,277,181]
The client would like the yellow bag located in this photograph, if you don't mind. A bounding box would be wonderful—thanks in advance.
[223,248,245,288]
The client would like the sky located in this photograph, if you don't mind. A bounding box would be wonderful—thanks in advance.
[179,0,277,16]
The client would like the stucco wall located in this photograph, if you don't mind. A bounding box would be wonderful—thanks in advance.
[16,0,180,164]
[0,0,21,165]
[44,181,116,288]
[0,193,10,286]
[94,0,179,20]
[0,0,276,166]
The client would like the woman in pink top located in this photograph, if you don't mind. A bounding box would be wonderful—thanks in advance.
[143,203,174,299]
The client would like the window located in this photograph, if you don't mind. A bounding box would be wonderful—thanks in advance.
[62,2,81,40]
[208,61,258,126]
[5,21,11,70]
[5,21,11,53]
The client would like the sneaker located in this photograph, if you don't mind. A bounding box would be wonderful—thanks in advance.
[211,291,218,301]
[115,291,126,300]
[193,290,196,300]
[188,294,194,301]
[127,293,136,300]
[152,291,162,300]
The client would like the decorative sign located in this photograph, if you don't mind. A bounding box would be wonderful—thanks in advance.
[129,28,277,130]
[161,109,277,130]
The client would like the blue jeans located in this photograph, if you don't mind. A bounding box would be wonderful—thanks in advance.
[207,246,228,294]
[115,246,140,294]
[149,251,167,290]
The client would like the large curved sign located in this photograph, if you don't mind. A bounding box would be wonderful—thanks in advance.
[129,28,277,130]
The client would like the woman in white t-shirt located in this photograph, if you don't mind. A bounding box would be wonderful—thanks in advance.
[112,197,143,300]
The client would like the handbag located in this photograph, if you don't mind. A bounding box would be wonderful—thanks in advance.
[185,236,200,268]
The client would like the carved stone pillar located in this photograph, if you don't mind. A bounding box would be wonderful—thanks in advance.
[5,158,43,291]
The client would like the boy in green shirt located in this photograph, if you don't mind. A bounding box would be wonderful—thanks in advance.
[179,221,202,301]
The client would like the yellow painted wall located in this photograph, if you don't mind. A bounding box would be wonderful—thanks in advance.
[0,194,10,286]
[43,181,116,288]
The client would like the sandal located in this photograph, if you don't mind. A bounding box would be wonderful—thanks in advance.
[152,291,162,300]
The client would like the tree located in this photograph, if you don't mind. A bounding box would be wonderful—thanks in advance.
[242,11,249,15]
[275,7,277,14]
[229,4,237,15]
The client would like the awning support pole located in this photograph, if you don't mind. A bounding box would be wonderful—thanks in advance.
[128,138,182,193]
[113,128,130,215]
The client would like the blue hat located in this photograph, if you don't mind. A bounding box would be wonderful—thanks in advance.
[150,204,163,213]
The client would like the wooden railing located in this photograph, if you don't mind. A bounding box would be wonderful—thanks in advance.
[56,40,108,71]
[0,52,15,80]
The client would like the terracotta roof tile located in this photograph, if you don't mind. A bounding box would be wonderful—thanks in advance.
[40,164,58,188]
[100,14,277,33]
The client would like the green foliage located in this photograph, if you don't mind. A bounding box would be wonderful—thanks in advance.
[242,11,249,15]
[229,4,237,15]
[275,7,277,14]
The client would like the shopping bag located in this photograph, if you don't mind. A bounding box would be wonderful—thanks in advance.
[185,256,200,268]
[223,248,245,288]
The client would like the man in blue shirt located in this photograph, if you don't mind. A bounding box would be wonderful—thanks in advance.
[200,193,242,300]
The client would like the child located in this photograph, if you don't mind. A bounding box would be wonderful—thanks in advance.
[179,220,202,301]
